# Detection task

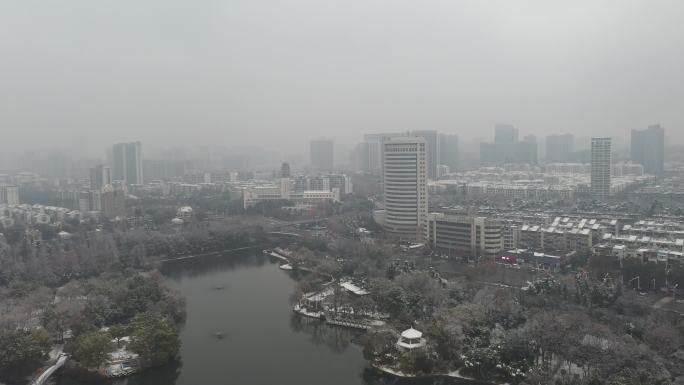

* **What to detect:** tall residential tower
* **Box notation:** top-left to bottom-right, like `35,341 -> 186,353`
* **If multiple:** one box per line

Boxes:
112,142 -> 143,185
591,137 -> 612,199
89,164 -> 112,190
382,137 -> 428,241
631,124 -> 665,176
439,133 -> 459,173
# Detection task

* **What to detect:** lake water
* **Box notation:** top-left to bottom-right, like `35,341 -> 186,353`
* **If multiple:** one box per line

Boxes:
57,251 -> 478,385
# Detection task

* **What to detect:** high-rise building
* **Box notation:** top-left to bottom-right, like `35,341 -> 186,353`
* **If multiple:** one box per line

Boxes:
479,142 -> 499,166
591,137 -> 612,199
310,139 -> 334,171
112,142 -> 143,185
382,137 -> 428,241
494,124 -> 518,144
545,134 -> 574,164
517,135 -> 538,165
412,130 -> 440,180
360,133 -> 402,174
350,142 -> 369,173
100,185 -> 127,218
280,162 -> 291,178
89,164 -> 112,190
78,190 -> 101,213
480,124 -> 523,165
0,185 -> 19,205
439,133 -> 459,173
631,124 -> 665,176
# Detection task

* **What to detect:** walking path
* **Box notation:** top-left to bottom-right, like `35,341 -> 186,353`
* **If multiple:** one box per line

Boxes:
32,353 -> 67,385
158,245 -> 265,262
653,296 -> 673,309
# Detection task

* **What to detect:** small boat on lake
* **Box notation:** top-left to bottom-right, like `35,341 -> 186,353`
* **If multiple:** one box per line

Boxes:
279,264 -> 293,270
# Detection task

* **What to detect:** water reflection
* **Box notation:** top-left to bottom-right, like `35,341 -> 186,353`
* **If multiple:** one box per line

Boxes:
289,313 -> 359,353
112,360 -> 182,385
159,250 -> 270,279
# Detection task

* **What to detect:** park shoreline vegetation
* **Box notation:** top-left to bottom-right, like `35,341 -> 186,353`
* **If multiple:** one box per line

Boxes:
0,216 -> 270,384
282,234 -> 684,385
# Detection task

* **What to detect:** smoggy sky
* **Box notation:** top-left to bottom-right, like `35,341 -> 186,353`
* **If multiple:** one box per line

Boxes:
1,0 -> 683,156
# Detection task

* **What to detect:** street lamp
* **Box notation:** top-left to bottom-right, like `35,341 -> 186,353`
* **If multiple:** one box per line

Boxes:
666,269 -> 671,289
628,276 -> 640,291
674,283 -> 679,302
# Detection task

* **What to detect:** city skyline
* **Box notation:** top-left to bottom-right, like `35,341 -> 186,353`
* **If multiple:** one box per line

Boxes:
3,2 -> 684,385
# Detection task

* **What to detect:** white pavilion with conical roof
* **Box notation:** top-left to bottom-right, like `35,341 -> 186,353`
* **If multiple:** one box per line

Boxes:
396,328 -> 426,350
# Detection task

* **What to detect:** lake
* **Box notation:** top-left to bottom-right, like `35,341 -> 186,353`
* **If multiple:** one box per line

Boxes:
57,251 -> 478,385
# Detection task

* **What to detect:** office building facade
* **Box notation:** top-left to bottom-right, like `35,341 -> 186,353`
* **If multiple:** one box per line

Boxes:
412,130 -> 440,180
382,137 -> 428,241
427,213 -> 504,257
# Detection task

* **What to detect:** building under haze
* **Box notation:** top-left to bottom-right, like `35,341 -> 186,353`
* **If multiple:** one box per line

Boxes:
412,130 -> 440,180
382,137 -> 428,241
545,134 -> 574,164
359,133 -> 403,174
631,124 -> 665,176
495,124 -> 519,144
0,185 -> 19,205
439,133 -> 459,173
89,164 -> 112,190
280,162 -> 291,178
100,185 -> 127,218
310,139 -> 334,172
112,142 -> 143,185
480,124 -> 538,166
353,131 -> 445,177
517,135 -> 538,165
591,137 -> 612,199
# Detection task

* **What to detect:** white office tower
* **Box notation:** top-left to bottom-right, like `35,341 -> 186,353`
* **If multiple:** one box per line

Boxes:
591,137 -> 612,199
382,137 -> 428,241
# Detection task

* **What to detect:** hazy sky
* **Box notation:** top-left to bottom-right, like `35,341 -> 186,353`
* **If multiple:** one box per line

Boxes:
1,0 -> 683,155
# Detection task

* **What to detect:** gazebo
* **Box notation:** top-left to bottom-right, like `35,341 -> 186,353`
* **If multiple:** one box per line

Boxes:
396,328 -> 427,350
